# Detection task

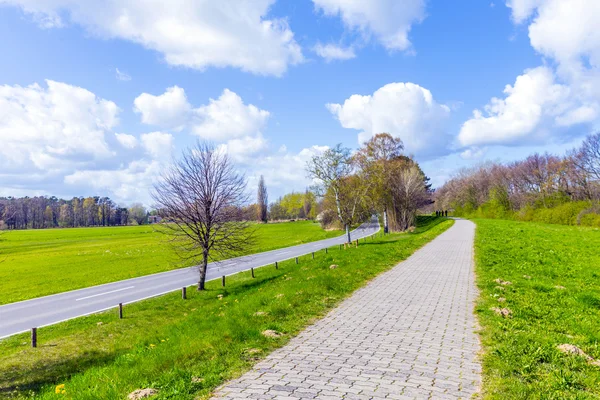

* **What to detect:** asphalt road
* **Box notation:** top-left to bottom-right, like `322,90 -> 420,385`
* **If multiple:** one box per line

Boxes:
0,219 -> 380,339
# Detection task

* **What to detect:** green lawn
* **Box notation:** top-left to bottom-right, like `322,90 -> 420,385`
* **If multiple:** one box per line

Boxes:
474,219 -> 600,399
0,221 -> 343,305
0,217 -> 452,400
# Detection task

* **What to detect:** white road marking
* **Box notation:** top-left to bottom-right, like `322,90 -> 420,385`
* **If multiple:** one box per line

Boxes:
75,286 -> 135,301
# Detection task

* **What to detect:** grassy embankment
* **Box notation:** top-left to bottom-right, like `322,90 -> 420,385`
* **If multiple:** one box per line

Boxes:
0,216 -> 452,399
474,218 -> 600,399
0,221 -> 343,305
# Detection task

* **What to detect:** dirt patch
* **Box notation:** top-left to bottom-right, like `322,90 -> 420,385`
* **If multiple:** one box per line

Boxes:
491,307 -> 513,318
262,330 -> 283,338
494,278 -> 512,286
128,388 -> 158,399
557,344 -> 600,366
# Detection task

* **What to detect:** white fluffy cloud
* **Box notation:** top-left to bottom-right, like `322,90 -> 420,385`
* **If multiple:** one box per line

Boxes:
64,159 -> 165,205
313,43 -> 356,62
459,1 -> 600,148
508,0 -> 600,83
140,131 -> 174,160
0,80 -> 118,172
313,0 -> 426,51
457,66 -> 599,146
115,133 -> 138,149
327,82 -> 451,155
134,86 -> 190,131
1,0 -> 303,76
192,89 -> 270,141
246,145 -> 329,194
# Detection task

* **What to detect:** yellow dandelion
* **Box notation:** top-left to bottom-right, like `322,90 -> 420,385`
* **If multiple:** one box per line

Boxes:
149,343 -> 156,349
55,384 -> 66,394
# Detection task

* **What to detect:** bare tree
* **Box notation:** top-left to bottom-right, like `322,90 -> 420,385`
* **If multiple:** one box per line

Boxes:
153,142 -> 254,290
257,175 -> 268,223
389,165 -> 429,230
306,144 -> 370,243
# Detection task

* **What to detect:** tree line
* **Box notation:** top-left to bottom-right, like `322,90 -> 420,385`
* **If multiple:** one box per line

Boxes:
435,132 -> 600,226
0,196 -> 150,230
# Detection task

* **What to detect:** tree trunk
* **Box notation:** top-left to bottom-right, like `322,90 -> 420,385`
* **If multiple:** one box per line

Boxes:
345,224 -> 351,243
198,250 -> 208,291
383,207 -> 388,234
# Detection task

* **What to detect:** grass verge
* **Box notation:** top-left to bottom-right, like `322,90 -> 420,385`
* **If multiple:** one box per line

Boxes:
0,221 -> 342,305
0,217 -> 452,399
474,218 -> 600,399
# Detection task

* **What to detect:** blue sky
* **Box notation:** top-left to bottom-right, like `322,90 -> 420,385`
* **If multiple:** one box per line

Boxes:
0,0 -> 598,205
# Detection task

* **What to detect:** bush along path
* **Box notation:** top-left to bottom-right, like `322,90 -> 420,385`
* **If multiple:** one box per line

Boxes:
0,217 -> 452,399
212,218 -> 482,399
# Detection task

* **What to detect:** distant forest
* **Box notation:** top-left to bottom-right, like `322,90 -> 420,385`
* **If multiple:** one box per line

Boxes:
0,196 -> 149,230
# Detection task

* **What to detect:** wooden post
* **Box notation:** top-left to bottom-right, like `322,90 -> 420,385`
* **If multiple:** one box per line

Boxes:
312,252 -> 315,259
118,303 -> 123,319
325,247 -> 328,254
275,261 -> 278,269
182,287 -> 187,300
251,268 -> 255,278
31,327 -> 37,348
222,275 -> 225,287
295,257 -> 298,264
339,244 -> 342,250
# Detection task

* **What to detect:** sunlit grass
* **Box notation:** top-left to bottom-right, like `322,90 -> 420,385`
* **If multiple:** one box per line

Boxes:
474,219 -> 600,399
0,221 -> 341,305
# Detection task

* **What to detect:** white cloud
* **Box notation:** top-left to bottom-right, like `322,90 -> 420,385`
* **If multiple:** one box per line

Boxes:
508,0 -> 600,83
134,86 -> 190,131
246,145 -> 329,195
313,43 -> 356,62
458,67 -> 598,147
140,131 -> 174,160
65,159 -> 164,206
326,82 -> 451,156
192,89 -> 270,141
313,0 -> 426,51
460,147 -> 486,160
217,134 -> 268,162
459,1 -> 600,148
2,0 -> 303,76
115,68 -> 131,81
115,133 -> 138,149
0,80 -> 118,172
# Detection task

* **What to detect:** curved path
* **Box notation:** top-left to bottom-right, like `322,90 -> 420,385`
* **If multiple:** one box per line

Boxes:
212,219 -> 481,400
0,220 -> 380,339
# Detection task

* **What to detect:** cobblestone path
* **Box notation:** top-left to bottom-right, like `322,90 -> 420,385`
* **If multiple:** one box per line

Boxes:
212,219 -> 481,399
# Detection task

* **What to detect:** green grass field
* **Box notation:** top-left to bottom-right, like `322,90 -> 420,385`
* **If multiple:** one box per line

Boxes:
0,221 -> 343,305
474,219 -> 600,399
0,217 -> 451,400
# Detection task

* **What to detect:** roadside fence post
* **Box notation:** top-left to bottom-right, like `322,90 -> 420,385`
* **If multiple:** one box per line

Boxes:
118,303 -> 123,319
312,252 -> 315,259
222,275 -> 226,287
275,261 -> 278,269
31,327 -> 37,348
251,268 -> 255,278
182,287 -> 187,300
295,257 -> 299,264
325,248 -> 328,254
